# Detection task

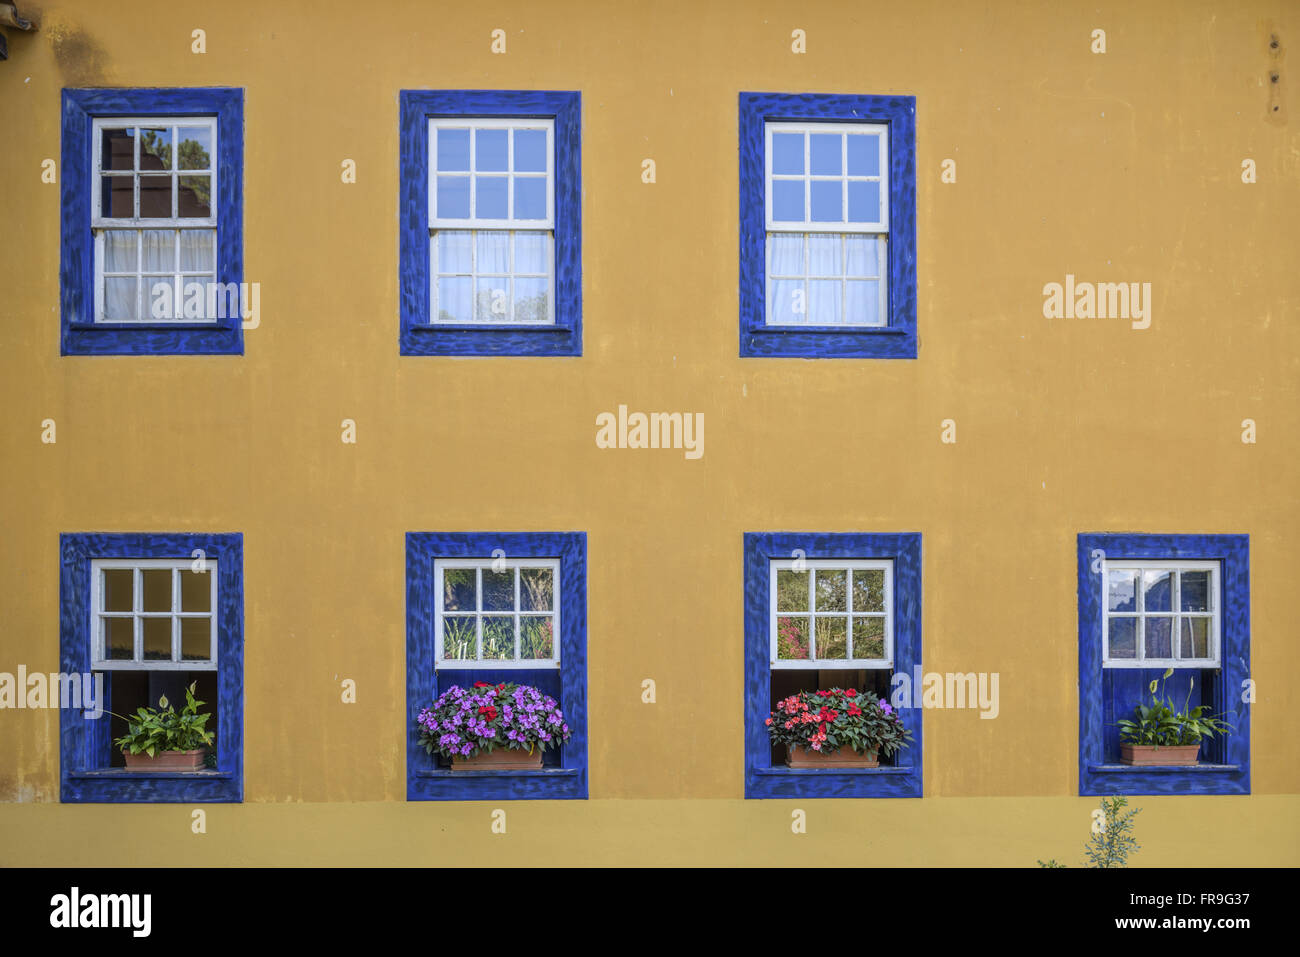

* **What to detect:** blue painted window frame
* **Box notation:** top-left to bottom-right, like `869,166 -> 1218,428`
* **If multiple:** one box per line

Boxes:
744,533 -> 923,799
60,88 -> 245,356
1077,534 -> 1250,796
738,93 -> 917,359
59,532 -> 244,803
406,532 -> 588,800
399,91 -> 582,357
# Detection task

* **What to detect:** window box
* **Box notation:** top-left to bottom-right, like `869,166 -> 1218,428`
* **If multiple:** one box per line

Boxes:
406,533 -> 587,800
123,748 -> 206,772
739,93 -> 917,358
399,91 -> 582,356
60,88 -> 245,356
1120,744 -> 1200,767
60,533 -> 243,803
1077,534 -> 1250,795
744,533 -> 923,799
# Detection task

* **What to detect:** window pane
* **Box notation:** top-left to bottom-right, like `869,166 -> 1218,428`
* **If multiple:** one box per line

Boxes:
808,280 -> 841,323
475,278 -> 509,321
101,175 -> 134,217
142,617 -> 172,660
103,231 -> 137,272
441,568 -> 476,611
848,180 -> 880,223
771,180 -> 804,222
475,176 -> 508,219
775,616 -> 810,659
852,569 -> 885,613
436,176 -> 470,219
845,235 -> 879,277
139,175 -> 173,218
139,128 -> 171,170
141,569 -> 172,612
178,175 -> 212,217
814,569 -> 847,611
436,128 -> 470,171
521,617 -> 553,659
475,128 -> 508,171
771,132 -> 804,174
817,617 -> 848,659
180,568 -> 211,612
514,277 -> 549,322
768,279 -> 802,324
852,616 -> 885,659
102,569 -> 133,611
809,133 -> 842,175
807,234 -> 841,277
179,230 -> 215,271
809,180 -> 842,222
513,129 -> 547,172
1180,617 -> 1210,659
181,617 -> 211,661
1107,570 -> 1137,612
846,281 -> 882,326
482,569 -> 514,611
435,277 -> 472,322
513,177 -> 547,220
767,233 -> 803,276
104,277 -> 138,319
105,617 -> 134,659
475,231 -> 509,273
442,616 -> 476,659
101,127 -> 135,170
1107,617 -> 1137,658
514,231 -> 548,274
436,231 -> 473,274
1142,570 -> 1173,613
482,616 -> 515,659
1180,571 -> 1210,612
1145,617 -> 1173,658
520,568 -> 553,611
176,127 -> 212,170
142,230 -> 175,272
847,133 -> 880,176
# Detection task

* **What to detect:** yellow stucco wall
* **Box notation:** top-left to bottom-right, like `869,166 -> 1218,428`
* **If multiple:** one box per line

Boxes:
0,0 -> 1297,865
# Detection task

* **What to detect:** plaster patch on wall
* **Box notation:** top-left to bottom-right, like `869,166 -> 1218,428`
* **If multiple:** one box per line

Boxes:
44,15 -> 111,84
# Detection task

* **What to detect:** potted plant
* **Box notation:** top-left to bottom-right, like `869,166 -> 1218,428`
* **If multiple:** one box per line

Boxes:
765,688 -> 913,768
416,681 -> 571,770
1116,668 -> 1231,766
112,682 -> 215,771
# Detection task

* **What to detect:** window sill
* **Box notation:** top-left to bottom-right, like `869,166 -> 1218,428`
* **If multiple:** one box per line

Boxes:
411,323 -> 574,334
67,321 -> 235,332
753,765 -> 914,776
746,763 -> 921,799
68,769 -> 233,780
1086,764 -> 1241,773
414,767 -> 579,779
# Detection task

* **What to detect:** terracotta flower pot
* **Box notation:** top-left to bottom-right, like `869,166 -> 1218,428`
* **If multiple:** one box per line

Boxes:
786,746 -> 879,769
452,747 -> 544,771
1119,744 -> 1200,766
122,748 -> 207,771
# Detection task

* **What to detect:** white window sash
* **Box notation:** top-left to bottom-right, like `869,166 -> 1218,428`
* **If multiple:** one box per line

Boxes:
768,558 -> 894,670
427,117 -> 555,230
1101,559 -> 1220,668
763,120 -> 889,233
434,558 -> 561,669
90,558 -> 218,671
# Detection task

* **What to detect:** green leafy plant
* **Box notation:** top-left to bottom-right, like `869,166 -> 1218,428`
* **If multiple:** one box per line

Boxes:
1037,795 -> 1142,868
112,682 -> 215,757
1116,667 -> 1231,747
765,688 -> 913,757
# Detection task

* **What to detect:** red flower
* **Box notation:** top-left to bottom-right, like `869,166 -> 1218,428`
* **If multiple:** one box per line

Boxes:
472,681 -> 492,688
818,722 -> 828,735
845,688 -> 858,697
764,717 -> 773,726
478,705 -> 499,721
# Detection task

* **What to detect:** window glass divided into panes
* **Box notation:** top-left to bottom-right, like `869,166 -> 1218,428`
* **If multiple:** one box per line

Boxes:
770,559 -> 892,668
764,121 -> 888,328
90,559 -> 218,669
435,559 -> 560,668
92,118 -> 218,323
428,118 -> 555,325
1102,561 -> 1219,666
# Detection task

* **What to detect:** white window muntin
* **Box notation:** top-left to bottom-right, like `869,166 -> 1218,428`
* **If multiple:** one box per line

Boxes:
763,121 -> 889,233
768,558 -> 893,670
1101,559 -> 1220,668
427,117 -> 554,229
434,558 -> 561,670
90,558 -> 218,671
91,116 -> 219,323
